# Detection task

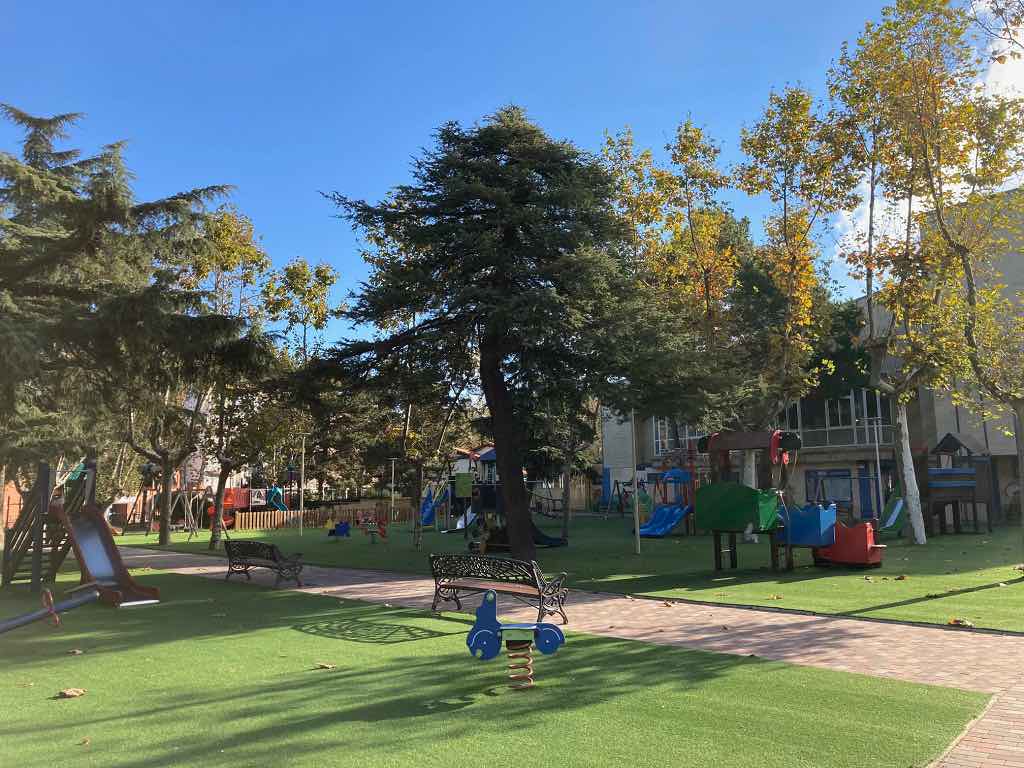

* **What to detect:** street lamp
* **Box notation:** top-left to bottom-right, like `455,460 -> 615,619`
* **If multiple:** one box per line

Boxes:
298,433 -> 310,537
388,458 -> 399,522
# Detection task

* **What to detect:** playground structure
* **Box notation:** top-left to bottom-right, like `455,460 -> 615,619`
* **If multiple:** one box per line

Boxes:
638,467 -> 694,538
917,433 -> 999,535
467,483 -> 567,553
695,430 -> 886,570
1,460 -> 160,608
465,589 -> 566,689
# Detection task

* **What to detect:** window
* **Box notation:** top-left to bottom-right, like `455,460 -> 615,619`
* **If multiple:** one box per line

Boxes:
653,417 -> 679,456
801,399 -> 826,429
805,469 -> 853,504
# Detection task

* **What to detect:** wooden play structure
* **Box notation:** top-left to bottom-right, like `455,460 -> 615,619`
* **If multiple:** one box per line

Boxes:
1,460 -> 160,606
916,433 -> 998,535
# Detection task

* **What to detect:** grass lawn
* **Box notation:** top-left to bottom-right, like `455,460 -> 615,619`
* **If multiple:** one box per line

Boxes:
0,570 -> 985,768
126,516 -> 1024,632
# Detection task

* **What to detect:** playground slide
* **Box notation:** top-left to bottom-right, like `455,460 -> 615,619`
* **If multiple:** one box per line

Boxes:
268,488 -> 287,512
455,508 -> 477,530
639,504 -> 692,538
420,487 -> 449,527
532,521 -> 567,548
876,497 -> 904,538
50,503 -> 161,607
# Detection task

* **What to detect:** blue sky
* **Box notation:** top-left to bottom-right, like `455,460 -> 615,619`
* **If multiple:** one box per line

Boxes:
4,1 -> 892,340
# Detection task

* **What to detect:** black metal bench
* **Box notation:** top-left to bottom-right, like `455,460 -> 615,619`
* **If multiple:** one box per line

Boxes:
429,553 -> 568,624
224,540 -> 304,587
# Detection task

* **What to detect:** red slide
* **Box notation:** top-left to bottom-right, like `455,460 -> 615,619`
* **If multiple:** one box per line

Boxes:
50,502 -> 161,607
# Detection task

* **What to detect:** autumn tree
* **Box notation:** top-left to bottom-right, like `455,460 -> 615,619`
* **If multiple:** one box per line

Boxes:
875,0 -> 1024,534
263,257 -> 339,363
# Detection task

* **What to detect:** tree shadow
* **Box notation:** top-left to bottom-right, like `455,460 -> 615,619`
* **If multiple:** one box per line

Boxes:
292,617 -> 461,644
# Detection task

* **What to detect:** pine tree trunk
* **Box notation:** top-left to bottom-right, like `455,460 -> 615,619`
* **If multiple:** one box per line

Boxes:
479,333 -> 535,560
209,462 -> 232,550
159,456 -> 173,546
895,402 -> 926,544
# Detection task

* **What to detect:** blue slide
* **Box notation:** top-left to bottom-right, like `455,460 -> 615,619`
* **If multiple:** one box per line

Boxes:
268,485 -> 287,511
639,504 -> 692,538
420,486 -> 449,527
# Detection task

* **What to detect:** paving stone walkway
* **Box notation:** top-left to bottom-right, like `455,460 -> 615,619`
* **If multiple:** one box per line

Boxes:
121,547 -> 1024,767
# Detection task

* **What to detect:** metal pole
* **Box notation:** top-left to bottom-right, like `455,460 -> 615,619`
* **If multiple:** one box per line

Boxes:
299,435 -> 306,537
630,409 -> 641,556
872,417 -> 884,517
389,458 -> 397,522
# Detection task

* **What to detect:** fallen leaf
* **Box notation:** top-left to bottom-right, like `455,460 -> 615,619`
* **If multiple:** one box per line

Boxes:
947,618 -> 974,628
863,576 -> 873,582
895,575 -> 907,581
314,663 -> 336,670
67,649 -> 84,656
721,625 -> 730,631
78,737 -> 91,747
767,594 -> 784,600
662,601 -> 673,608
625,595 -> 635,601
57,688 -> 86,699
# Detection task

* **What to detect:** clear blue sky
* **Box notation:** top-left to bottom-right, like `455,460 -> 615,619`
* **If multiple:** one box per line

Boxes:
4,1 -> 887,340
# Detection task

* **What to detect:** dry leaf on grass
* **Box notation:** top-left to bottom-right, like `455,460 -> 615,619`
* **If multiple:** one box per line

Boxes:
67,649 -> 84,656
895,575 -> 907,581
314,663 -> 336,670
78,737 -> 91,747
767,594 -> 784,600
57,688 -> 86,698
947,618 -> 975,628
662,601 -> 674,608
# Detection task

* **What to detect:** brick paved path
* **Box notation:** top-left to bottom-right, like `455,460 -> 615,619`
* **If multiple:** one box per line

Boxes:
121,547 -> 1024,767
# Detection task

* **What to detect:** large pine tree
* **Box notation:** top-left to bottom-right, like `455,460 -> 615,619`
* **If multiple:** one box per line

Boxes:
328,107 -> 637,559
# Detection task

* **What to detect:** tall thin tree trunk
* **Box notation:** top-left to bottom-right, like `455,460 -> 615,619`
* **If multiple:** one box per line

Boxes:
479,333 -> 534,560
159,456 -> 173,545
895,402 -> 926,544
209,461 -> 232,550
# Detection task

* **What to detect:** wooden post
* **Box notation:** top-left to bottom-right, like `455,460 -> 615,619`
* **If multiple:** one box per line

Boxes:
31,462 -> 52,594
713,531 -> 722,571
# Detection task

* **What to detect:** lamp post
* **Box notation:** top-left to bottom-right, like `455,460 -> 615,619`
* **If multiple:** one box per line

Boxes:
388,457 -> 399,522
863,417 -> 885,518
298,433 -> 309,537
630,408 -> 641,556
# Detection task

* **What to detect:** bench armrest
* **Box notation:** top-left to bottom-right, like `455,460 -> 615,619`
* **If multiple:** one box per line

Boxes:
541,571 -> 568,595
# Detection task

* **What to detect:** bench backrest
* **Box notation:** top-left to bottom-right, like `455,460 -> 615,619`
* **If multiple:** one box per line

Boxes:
225,539 -> 281,562
429,553 -> 543,587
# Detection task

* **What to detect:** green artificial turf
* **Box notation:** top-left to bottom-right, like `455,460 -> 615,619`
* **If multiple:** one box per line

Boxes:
0,571 -> 985,768
126,516 -> 1024,632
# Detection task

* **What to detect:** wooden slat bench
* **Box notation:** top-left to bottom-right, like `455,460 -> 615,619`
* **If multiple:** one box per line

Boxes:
429,553 -> 568,624
224,540 -> 304,588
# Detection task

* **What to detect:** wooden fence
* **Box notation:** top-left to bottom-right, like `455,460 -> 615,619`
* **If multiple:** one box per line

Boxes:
234,498 -> 414,531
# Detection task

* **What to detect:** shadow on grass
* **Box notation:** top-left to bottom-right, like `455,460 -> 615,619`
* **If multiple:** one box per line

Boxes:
841,576 -> 1024,618
292,617 -> 461,644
